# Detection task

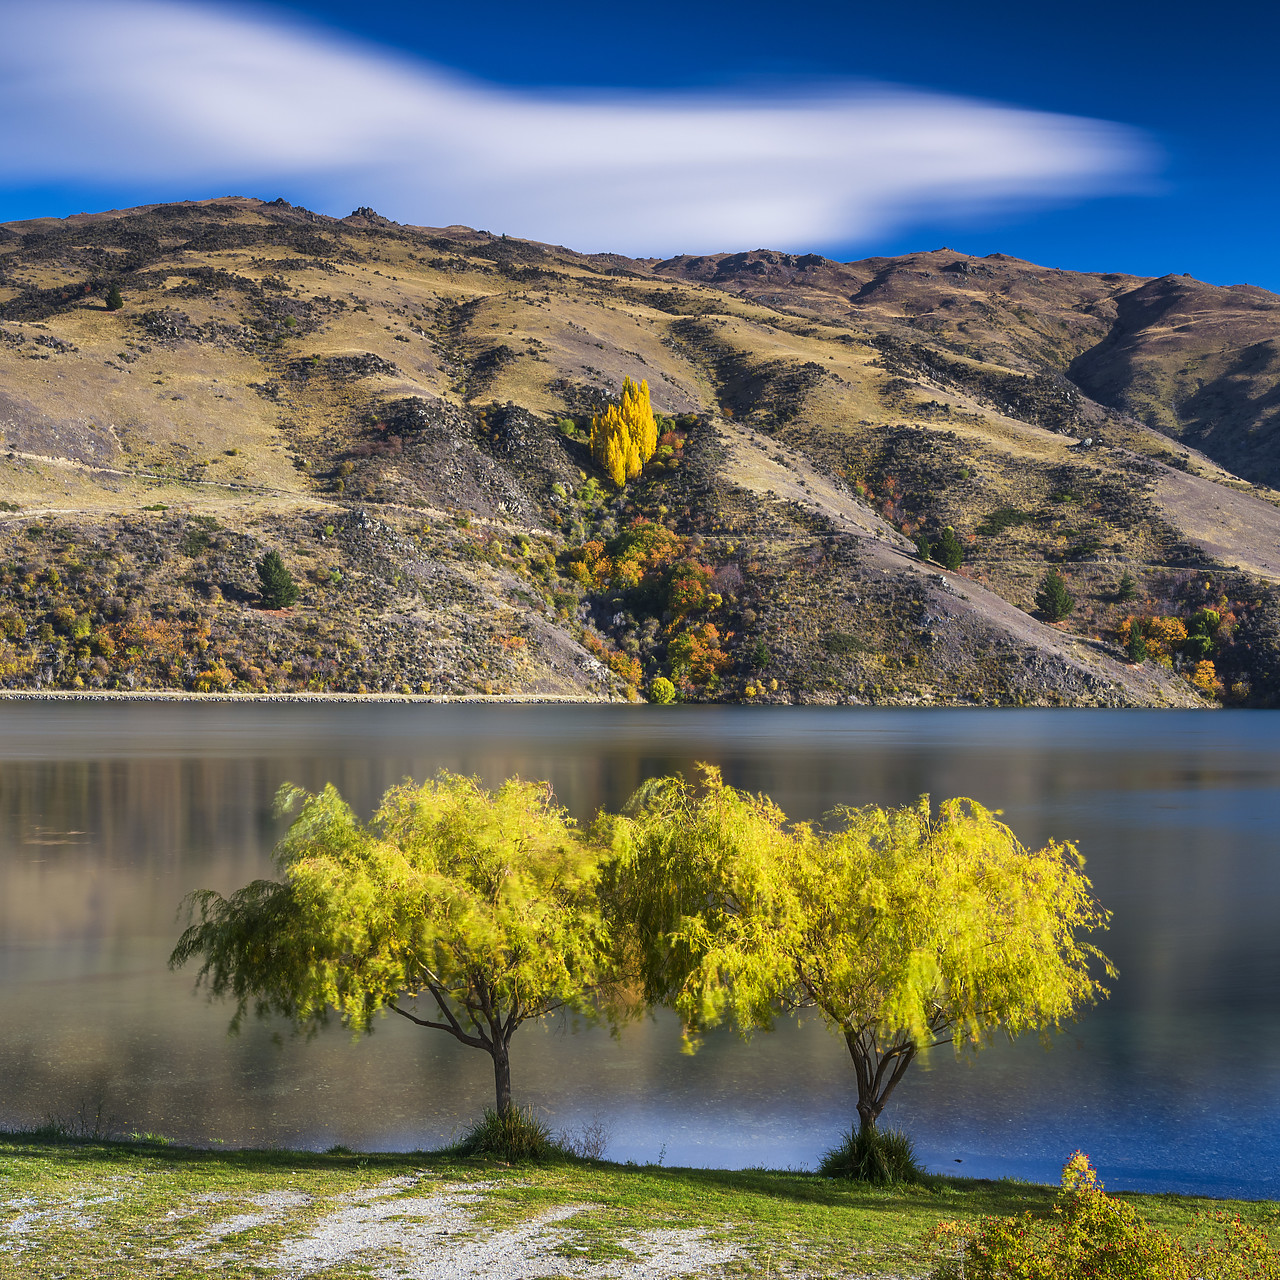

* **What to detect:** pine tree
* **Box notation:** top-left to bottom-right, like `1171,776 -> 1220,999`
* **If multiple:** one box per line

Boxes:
936,527 -> 964,572
257,550 -> 299,609
1126,620 -> 1147,664
1115,570 -> 1138,602
1036,569 -> 1075,622
915,532 -> 932,562
105,284 -> 124,311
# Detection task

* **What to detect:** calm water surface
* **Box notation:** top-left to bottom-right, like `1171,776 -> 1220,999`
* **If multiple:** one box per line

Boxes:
1,704 -> 1278,1198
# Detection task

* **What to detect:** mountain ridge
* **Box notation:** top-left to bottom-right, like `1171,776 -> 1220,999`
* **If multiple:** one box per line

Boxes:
0,196 -> 1277,705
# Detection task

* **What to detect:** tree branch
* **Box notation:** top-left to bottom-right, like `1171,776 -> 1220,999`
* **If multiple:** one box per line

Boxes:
423,981 -> 490,1049
390,1003 -> 489,1051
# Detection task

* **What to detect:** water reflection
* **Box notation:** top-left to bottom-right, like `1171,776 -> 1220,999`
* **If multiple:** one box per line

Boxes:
1,705 -> 1278,1197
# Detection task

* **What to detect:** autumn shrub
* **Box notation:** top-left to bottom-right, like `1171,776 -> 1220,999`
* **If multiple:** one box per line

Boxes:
0,642 -> 32,679
666,560 -> 715,617
649,676 -> 676,704
192,664 -> 234,693
927,1152 -> 1280,1280
606,519 -> 682,588
1191,659 -> 1223,697
819,1125 -> 924,1184
1145,616 -> 1188,662
583,630 -> 642,686
562,541 -> 602,585
667,623 -> 730,689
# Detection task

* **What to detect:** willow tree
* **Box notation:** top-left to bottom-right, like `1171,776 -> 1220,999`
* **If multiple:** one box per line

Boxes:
171,773 -> 616,1116
607,768 -> 1113,1136
590,377 -> 657,487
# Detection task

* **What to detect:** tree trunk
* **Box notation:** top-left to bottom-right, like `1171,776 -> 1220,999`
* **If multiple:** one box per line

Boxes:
846,1031 -> 916,1136
491,1041 -> 512,1117
856,1097 -> 881,1137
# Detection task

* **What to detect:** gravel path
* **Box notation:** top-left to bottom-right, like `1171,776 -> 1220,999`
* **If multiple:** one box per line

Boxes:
168,1175 -> 743,1278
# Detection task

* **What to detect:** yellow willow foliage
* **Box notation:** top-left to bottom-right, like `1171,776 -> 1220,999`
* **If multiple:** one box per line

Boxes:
591,377 -> 657,487
171,774 -> 620,1115
605,767 -> 1112,1131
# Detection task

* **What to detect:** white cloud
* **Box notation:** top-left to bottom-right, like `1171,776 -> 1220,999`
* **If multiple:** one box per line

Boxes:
0,0 -> 1154,254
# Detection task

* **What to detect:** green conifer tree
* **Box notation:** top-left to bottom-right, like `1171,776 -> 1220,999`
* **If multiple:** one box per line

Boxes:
936,527 -> 963,572
105,284 -> 124,311
1126,620 -> 1148,664
257,550 -> 299,609
1036,569 -> 1075,622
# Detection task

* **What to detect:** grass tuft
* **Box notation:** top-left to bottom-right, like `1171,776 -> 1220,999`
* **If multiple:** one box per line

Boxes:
450,1106 -> 565,1163
818,1125 -> 926,1185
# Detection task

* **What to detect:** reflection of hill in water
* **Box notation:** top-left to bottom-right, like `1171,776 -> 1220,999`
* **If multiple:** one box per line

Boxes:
1,703 -> 1279,1194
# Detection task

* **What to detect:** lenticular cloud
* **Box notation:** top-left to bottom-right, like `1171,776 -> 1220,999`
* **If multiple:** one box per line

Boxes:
0,0 -> 1152,253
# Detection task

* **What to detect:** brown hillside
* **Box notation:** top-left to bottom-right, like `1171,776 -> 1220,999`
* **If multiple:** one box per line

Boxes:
1069,274 -> 1280,483
0,197 -> 1276,705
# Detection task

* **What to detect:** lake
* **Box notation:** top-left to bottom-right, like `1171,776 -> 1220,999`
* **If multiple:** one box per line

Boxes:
1,703 -> 1278,1198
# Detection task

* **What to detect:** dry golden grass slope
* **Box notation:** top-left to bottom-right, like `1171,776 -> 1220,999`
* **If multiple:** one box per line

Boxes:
0,196 -> 1277,705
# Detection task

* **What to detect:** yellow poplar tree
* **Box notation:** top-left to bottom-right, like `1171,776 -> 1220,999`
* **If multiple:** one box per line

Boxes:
599,410 -> 627,488
591,377 -> 657,487
622,377 -> 658,461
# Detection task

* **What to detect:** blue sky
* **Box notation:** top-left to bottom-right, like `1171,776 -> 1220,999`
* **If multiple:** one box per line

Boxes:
1,0 -> 1276,288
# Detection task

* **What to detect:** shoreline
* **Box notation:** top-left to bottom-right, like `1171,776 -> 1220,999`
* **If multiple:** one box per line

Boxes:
0,689 -> 619,704
0,690 -> 1219,708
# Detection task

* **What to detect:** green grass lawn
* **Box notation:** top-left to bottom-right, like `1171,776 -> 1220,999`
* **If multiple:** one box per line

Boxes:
2,1135 -> 1278,1279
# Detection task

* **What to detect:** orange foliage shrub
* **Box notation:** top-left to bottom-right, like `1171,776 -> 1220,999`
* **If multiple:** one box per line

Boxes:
583,630 -> 642,687
1191,659 -> 1223,697
1145,616 -> 1188,660
668,622 -> 730,689
666,560 -> 715,617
